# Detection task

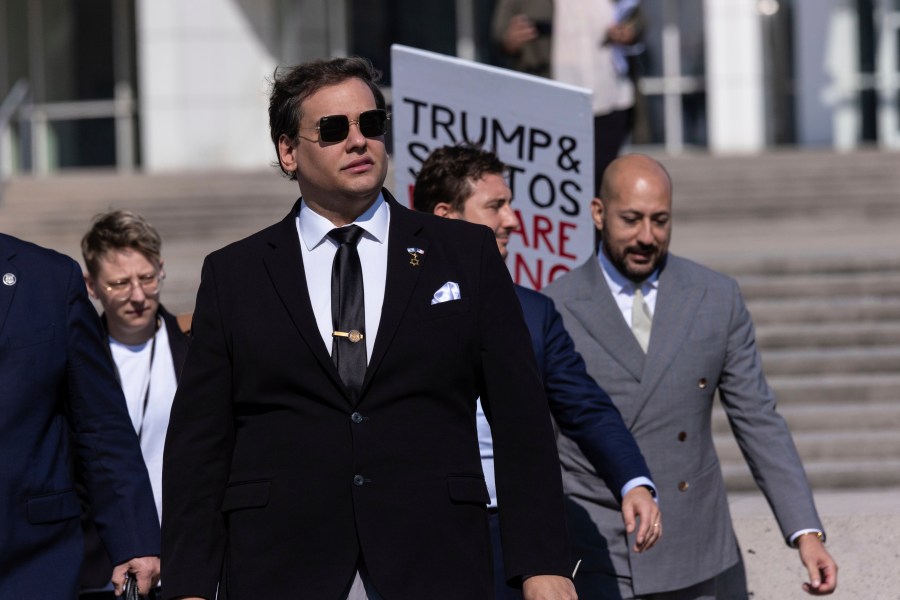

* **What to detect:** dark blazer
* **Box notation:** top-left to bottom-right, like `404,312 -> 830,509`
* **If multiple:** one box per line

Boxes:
514,285 -> 650,499
162,192 -> 571,600
545,254 -> 823,596
80,304 -> 190,591
0,234 -> 160,600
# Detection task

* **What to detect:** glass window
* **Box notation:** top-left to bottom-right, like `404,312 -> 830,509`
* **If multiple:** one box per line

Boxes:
349,0 -> 457,85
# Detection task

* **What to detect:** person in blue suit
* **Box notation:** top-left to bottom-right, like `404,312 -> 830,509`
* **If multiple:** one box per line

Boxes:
413,144 -> 661,599
0,233 -> 161,599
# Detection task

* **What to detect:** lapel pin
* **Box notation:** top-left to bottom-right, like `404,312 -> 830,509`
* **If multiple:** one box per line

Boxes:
406,247 -> 425,266
2,273 -> 16,286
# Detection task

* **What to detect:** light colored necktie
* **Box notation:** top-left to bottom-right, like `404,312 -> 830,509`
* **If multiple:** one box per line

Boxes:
631,285 -> 652,353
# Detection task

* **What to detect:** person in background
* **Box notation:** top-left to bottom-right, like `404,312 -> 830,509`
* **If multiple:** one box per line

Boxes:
80,210 -> 190,599
544,153 -> 838,599
493,0 -> 645,199
413,143 -> 661,599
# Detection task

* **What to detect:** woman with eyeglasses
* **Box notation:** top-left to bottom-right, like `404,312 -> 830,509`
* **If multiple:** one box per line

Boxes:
79,210 -> 190,600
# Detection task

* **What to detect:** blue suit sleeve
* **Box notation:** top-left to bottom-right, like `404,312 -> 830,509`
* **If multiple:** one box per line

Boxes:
535,292 -> 652,499
63,258 -> 160,565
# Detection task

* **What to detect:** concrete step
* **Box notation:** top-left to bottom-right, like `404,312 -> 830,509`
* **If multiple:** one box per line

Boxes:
756,321 -> 900,349
736,271 -> 900,301
0,170 -> 296,246
713,402 -> 900,434
760,346 -> 900,377
746,296 -> 900,326
721,458 -> 900,491
665,151 -> 900,213
714,430 -> 900,463
709,252 -> 900,278
4,151 -> 900,491
768,373 -> 900,404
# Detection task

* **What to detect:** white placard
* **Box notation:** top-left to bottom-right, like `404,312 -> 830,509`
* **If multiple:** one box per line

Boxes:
391,45 -> 595,291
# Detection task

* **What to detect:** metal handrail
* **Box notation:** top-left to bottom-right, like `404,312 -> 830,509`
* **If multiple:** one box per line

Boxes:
0,79 -> 31,201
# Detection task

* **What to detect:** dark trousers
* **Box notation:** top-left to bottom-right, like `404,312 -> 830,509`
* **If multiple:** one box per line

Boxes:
593,107 -> 634,196
488,510 -> 523,600
594,107 -> 635,248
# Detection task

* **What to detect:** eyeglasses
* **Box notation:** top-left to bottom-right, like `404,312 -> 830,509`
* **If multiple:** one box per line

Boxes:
300,109 -> 390,143
103,271 -> 165,299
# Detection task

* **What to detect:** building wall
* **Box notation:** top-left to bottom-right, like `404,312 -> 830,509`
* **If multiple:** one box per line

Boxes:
704,0 -> 765,153
136,0 -> 280,171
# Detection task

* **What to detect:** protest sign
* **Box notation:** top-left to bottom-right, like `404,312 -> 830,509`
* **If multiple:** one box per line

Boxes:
391,45 -> 594,290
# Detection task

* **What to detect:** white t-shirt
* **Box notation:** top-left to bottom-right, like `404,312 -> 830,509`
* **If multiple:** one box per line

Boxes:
109,323 -> 178,523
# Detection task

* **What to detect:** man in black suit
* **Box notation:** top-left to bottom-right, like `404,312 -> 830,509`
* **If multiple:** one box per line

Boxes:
161,57 -> 577,600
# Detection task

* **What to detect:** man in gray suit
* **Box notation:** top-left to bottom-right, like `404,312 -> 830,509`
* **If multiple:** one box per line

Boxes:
544,154 -> 837,599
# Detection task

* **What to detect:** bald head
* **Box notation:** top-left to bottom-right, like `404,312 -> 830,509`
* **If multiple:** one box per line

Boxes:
593,154 -> 673,282
600,154 -> 673,206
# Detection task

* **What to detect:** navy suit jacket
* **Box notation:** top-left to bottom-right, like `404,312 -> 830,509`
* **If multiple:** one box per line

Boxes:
514,286 -> 650,499
0,234 -> 160,599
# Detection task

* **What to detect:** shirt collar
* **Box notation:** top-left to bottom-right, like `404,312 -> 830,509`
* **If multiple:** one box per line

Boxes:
298,192 -> 389,251
597,246 -> 660,295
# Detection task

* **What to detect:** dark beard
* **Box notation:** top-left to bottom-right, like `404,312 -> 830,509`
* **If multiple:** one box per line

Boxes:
601,238 -> 662,284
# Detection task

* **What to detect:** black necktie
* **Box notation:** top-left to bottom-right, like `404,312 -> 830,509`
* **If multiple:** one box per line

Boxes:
328,225 -> 366,398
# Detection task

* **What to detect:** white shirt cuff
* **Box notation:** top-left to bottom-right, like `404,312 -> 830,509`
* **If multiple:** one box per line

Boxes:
621,477 -> 657,502
789,528 -> 825,546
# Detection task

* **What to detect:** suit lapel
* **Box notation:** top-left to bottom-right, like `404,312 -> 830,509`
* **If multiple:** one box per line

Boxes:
360,192 -> 427,394
260,205 -> 345,394
564,258 -> 645,382
629,258 -> 706,422
0,238 -> 18,340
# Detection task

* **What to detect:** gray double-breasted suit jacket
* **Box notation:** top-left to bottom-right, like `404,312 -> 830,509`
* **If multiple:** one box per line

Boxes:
544,253 -> 823,596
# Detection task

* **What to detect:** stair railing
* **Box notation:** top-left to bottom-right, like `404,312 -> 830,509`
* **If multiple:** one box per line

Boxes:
0,79 -> 31,203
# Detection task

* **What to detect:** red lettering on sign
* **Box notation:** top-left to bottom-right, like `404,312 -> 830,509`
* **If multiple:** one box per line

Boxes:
534,215 -> 554,253
513,254 -> 572,291
559,221 -> 577,259
511,210 -> 580,261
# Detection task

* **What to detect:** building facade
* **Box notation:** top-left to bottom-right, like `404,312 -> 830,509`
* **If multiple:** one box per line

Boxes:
1,0 -> 898,177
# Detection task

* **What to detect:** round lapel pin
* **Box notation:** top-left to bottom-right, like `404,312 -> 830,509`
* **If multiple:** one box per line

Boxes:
2,273 -> 16,286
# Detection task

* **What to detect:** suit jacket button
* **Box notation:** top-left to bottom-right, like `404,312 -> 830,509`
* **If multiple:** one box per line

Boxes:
678,431 -> 687,442
353,475 -> 365,486
678,481 -> 690,492
351,412 -> 364,424
697,378 -> 708,389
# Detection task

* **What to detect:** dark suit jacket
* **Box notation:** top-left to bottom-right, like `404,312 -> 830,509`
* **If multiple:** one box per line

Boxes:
80,304 -> 190,591
514,285 -> 650,499
0,234 -> 160,600
162,192 -> 571,600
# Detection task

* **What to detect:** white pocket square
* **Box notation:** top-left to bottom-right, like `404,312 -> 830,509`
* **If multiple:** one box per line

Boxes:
431,281 -> 461,305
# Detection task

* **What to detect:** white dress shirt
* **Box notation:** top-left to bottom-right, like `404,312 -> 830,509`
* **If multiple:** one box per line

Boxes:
598,248 -> 660,325
295,194 -> 390,361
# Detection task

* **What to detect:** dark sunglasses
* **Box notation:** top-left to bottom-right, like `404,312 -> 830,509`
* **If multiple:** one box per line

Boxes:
303,109 -> 390,143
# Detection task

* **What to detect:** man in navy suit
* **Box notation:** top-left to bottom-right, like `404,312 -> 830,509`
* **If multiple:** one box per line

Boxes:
0,233 -> 161,599
162,57 -> 576,600
413,144 -> 660,599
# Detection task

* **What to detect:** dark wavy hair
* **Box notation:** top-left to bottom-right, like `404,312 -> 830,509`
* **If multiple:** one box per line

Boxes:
268,56 -> 386,180
81,210 -> 162,276
413,144 -> 507,214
